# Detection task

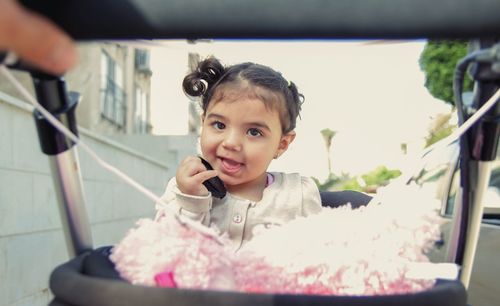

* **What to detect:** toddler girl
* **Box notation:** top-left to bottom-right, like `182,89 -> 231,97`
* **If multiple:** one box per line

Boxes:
112,60 -> 445,291
155,57 -> 322,251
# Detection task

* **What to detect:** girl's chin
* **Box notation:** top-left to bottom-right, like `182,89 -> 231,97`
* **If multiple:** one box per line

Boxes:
219,173 -> 267,189
218,174 -> 240,185
218,173 -> 252,189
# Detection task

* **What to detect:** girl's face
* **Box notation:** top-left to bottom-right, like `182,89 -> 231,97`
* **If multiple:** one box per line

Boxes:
200,96 -> 295,192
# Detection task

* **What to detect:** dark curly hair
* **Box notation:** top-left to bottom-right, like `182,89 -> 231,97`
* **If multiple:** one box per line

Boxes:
182,57 -> 304,133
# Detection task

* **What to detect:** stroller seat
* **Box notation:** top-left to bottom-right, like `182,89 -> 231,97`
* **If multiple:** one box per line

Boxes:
49,191 -> 467,306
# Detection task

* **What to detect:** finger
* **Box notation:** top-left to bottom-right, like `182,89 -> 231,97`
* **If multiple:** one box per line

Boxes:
192,170 -> 219,184
181,161 -> 208,177
0,0 -> 76,74
181,155 -> 198,163
180,155 -> 203,167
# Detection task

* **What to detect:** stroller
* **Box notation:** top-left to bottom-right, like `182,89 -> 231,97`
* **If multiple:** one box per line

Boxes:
3,1 -> 500,305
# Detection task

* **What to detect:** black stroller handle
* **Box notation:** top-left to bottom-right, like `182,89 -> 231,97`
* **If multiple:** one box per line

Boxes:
18,0 -> 500,40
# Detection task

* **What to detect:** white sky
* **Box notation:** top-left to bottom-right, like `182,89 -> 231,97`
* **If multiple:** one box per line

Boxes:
150,40 -> 452,181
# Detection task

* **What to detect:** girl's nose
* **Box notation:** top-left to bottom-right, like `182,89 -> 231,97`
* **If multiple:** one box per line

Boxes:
222,131 -> 242,151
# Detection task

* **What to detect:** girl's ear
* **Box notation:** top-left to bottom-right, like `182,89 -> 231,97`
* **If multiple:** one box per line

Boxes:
275,131 -> 296,158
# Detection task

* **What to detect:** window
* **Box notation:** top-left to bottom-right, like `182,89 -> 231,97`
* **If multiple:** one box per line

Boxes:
443,142 -> 500,221
135,49 -> 152,75
134,86 -> 149,133
100,51 -> 126,127
414,141 -> 459,208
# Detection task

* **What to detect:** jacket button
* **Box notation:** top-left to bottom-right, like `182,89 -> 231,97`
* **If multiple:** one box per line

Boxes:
233,214 -> 243,223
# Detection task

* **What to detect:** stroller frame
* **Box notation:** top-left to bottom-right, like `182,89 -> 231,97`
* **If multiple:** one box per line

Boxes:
2,1 -> 500,305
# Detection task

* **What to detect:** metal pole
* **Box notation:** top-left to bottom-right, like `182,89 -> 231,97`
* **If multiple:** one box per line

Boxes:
49,148 -> 93,257
460,161 -> 492,287
31,73 -> 94,257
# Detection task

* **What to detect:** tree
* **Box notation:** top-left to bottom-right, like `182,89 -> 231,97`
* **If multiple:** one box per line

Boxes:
425,113 -> 455,147
339,166 -> 401,193
320,128 -> 337,177
419,40 -> 474,106
311,128 -> 340,191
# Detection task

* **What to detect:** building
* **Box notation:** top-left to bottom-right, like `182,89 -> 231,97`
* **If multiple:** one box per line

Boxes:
0,42 -> 197,306
66,42 -> 153,134
0,42 -> 154,136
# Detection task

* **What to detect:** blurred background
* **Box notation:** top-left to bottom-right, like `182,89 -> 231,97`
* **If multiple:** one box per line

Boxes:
148,39 -> 462,192
0,39 -> 472,305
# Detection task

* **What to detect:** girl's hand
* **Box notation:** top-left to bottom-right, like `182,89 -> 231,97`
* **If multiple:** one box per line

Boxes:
176,156 -> 219,196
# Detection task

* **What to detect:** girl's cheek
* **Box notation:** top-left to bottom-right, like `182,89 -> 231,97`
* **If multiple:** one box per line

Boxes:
200,135 -> 216,155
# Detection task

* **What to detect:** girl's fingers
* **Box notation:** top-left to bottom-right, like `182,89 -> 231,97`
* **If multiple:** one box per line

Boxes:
177,156 -> 218,195
193,170 -> 219,184
180,156 -> 211,175
176,169 -> 218,196
182,161 -> 208,177
180,155 -> 199,165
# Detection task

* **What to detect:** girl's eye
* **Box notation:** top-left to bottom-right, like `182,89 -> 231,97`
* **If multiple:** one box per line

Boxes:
212,121 -> 225,130
247,128 -> 263,137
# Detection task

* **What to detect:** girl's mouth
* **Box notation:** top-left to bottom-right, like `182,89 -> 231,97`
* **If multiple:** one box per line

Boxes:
220,158 -> 243,174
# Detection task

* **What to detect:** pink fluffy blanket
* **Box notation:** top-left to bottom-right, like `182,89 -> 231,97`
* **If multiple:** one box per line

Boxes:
110,183 -> 452,296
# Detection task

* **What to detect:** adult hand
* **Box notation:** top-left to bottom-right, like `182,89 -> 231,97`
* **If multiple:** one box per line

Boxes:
176,156 -> 218,197
0,0 -> 76,74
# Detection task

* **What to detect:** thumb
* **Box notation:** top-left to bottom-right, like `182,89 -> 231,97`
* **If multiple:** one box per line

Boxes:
0,0 -> 76,74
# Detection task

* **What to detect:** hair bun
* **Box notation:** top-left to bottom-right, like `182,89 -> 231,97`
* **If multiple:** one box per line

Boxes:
183,57 -> 225,97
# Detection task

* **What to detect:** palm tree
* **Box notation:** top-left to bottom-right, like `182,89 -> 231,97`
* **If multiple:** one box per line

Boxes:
320,128 -> 337,178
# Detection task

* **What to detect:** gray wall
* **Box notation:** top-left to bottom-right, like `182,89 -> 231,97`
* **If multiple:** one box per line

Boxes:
0,92 -> 195,306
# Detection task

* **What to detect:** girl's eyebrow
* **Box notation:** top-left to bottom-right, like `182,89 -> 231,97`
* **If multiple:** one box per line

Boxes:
206,113 -> 271,131
248,121 -> 271,132
206,113 -> 225,120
